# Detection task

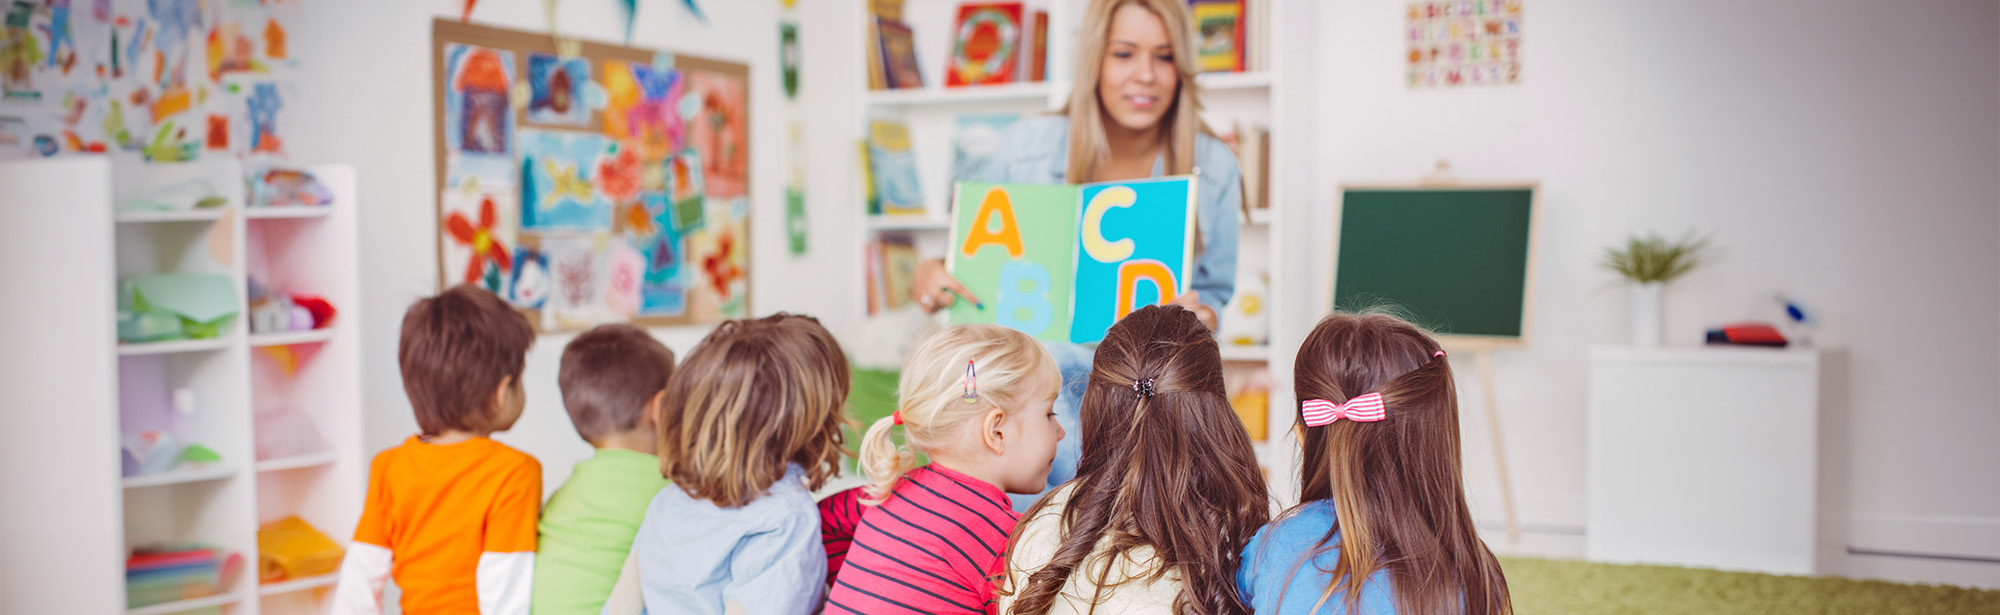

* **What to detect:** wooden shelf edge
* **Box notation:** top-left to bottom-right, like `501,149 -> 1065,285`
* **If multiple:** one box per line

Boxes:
255,452 -> 337,473
126,591 -> 244,615
122,465 -> 239,489
247,328 -> 335,347
117,338 -> 234,355
258,573 -> 339,596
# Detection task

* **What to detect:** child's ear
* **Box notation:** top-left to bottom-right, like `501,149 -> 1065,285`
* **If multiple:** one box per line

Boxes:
644,390 -> 666,426
492,375 -> 516,409
980,407 -> 1009,456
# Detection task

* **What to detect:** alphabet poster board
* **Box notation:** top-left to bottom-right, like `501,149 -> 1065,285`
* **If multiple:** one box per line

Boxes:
947,177 -> 1196,344
431,19 -> 751,331
1330,184 -> 1539,344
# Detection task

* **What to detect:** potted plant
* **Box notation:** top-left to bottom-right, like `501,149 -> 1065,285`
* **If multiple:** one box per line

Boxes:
1602,232 -> 1714,347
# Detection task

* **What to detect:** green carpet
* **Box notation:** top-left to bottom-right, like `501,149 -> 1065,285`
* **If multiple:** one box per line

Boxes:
1501,557 -> 2000,615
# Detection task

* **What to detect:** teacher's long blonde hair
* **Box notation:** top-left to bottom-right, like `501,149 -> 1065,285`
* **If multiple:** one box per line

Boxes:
1063,0 -> 1210,184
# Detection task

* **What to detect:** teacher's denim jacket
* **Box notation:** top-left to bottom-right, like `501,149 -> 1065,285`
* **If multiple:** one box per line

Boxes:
983,115 -> 1242,314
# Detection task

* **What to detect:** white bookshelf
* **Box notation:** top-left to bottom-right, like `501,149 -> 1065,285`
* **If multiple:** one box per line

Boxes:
0,157 -> 364,614
847,0 -> 1316,502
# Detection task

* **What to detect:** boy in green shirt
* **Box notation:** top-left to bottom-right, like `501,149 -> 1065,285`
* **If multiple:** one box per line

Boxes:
532,324 -> 675,615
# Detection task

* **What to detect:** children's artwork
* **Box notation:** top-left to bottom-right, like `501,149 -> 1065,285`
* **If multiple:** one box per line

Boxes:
948,177 -> 1197,344
440,188 -> 519,295
779,21 -> 799,99
526,52 -> 590,126
518,129 -> 615,231
433,19 -> 751,330
1407,0 -> 1522,88
599,59 -> 682,162
946,3 -> 1021,87
444,42 -> 515,186
683,67 -> 748,199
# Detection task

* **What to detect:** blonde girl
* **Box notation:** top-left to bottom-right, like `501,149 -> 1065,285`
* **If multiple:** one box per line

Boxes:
822,324 -> 1064,615
626,313 -> 851,615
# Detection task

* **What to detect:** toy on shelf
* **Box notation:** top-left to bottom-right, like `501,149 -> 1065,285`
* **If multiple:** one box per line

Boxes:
257,516 -> 345,583
118,274 -> 239,342
1225,366 -> 1271,441
118,179 -> 228,213
248,168 -> 334,208
121,387 -> 226,477
1217,271 -> 1270,348
125,544 -> 242,609
247,278 -> 338,335
254,408 -> 328,461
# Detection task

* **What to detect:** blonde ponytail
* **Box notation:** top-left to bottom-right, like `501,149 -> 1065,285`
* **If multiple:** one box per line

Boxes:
859,413 -> 918,502
862,324 -> 1055,503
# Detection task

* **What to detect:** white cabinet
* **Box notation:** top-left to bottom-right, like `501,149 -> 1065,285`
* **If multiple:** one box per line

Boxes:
1586,345 -> 1822,575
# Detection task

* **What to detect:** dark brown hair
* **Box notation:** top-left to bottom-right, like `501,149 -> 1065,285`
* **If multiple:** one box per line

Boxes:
1003,304 -> 1268,615
1285,312 -> 1510,615
398,284 -> 535,436
658,313 -> 850,508
559,324 -> 676,444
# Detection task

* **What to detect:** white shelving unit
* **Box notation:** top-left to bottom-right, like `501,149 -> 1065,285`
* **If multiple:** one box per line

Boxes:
1,157 -> 364,615
847,0 -> 1316,502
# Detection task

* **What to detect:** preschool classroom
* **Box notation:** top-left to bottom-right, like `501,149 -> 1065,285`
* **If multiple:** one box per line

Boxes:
2,0 -> 1998,613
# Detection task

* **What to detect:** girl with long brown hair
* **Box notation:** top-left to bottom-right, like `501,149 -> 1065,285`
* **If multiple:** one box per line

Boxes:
1237,312 -> 1511,615
998,305 -> 1268,614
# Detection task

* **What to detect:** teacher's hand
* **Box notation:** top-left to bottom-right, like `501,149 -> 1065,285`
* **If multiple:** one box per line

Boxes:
1171,292 -> 1219,331
912,258 -> 982,314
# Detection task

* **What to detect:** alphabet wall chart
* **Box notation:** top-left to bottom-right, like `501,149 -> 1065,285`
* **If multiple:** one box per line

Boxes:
946,177 -> 1196,344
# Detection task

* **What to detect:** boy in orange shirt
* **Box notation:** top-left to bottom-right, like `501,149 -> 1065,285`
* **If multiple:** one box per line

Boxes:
331,285 -> 541,615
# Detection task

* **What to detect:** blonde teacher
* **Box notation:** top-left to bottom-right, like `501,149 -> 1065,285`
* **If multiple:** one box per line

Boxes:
910,0 -> 1243,510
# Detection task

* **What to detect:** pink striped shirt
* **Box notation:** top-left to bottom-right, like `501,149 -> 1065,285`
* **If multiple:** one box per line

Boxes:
824,465 -> 1018,615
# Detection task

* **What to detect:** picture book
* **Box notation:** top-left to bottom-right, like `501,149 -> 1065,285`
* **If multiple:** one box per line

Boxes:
949,114 -> 1019,201
1191,0 -> 1244,73
876,18 -> 925,89
948,176 -> 1198,344
868,119 -> 925,215
878,233 -> 921,311
947,3 -> 1023,87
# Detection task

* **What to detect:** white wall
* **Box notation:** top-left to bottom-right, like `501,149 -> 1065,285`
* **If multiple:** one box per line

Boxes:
294,0 -> 863,499
1311,0 -> 1998,586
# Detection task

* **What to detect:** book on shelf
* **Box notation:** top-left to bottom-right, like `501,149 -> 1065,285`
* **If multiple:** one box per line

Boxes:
1234,121 -> 1269,212
947,3 -> 1024,87
1191,0 -> 1244,73
878,234 -> 920,312
867,119 -> 925,215
869,0 -> 904,21
1246,0 -> 1267,71
948,113 -> 1019,206
876,17 -> 924,90
866,20 -> 887,90
858,140 -> 879,215
1027,9 -> 1049,82
948,176 -> 1198,344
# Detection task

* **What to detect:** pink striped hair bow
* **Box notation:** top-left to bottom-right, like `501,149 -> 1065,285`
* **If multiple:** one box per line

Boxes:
1301,393 -> 1388,426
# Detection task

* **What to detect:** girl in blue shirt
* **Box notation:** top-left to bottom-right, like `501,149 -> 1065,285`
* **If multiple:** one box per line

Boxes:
1237,312 -> 1513,615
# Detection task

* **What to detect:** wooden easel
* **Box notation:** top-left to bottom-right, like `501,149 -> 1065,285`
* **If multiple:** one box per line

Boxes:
1424,160 -> 1525,544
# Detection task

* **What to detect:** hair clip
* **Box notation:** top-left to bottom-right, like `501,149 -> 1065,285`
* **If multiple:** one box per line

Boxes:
1133,378 -> 1156,399
962,360 -> 978,404
1302,393 -> 1388,426
892,410 -> 904,426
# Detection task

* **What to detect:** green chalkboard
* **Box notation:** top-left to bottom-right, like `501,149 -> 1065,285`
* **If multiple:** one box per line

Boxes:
1333,186 -> 1537,340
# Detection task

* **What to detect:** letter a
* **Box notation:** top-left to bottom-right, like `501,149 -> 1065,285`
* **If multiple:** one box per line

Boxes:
1115,259 -> 1178,321
960,187 -> 1025,259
